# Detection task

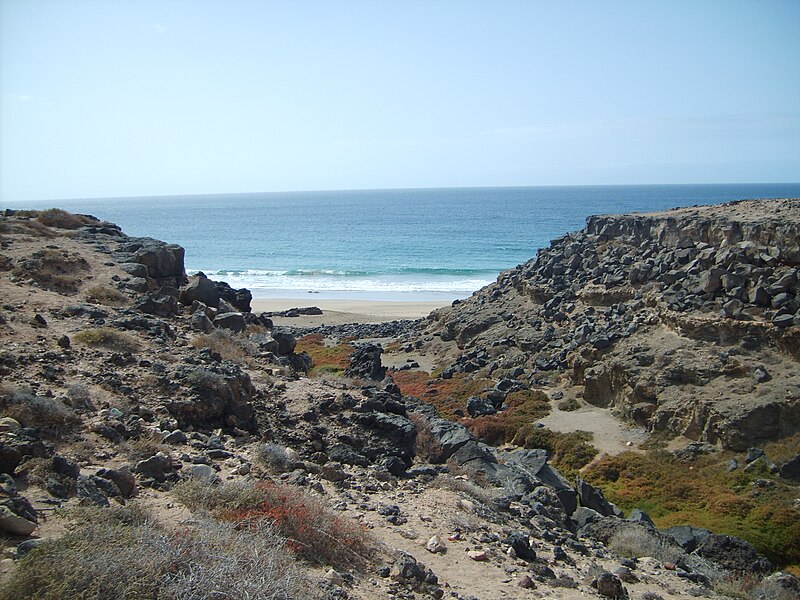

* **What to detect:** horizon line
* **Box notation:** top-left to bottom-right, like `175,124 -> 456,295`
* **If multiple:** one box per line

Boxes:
5,181 -> 800,205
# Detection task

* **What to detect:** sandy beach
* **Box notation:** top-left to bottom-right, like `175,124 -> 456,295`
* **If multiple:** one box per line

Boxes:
250,298 -> 451,326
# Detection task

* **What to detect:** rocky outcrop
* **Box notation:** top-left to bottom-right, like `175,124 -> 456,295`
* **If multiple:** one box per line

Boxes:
420,199 -> 800,449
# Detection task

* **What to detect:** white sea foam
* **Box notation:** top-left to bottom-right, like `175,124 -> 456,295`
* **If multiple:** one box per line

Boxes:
188,266 -> 495,297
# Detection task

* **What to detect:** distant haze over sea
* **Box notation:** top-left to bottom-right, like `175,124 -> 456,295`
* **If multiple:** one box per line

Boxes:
9,184 -> 800,301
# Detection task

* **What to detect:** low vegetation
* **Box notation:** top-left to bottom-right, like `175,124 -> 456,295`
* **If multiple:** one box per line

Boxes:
12,248 -> 89,294
73,327 -> 141,352
585,438 -> 800,569
391,369 -> 493,419
190,329 -> 257,364
173,479 -> 379,571
397,372 -> 597,472
0,504 -> 307,600
35,208 -> 92,230
85,284 -> 127,305
254,442 -> 295,473
0,386 -> 80,435
295,333 -> 352,375
463,388 -> 551,445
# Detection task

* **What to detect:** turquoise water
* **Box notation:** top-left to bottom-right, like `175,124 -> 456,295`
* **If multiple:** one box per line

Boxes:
8,184 -> 800,300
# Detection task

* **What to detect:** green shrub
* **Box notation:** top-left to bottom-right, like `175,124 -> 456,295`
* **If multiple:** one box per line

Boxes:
73,327 -> 140,352
584,446 -> 800,569
185,367 -> 226,392
295,334 -> 350,375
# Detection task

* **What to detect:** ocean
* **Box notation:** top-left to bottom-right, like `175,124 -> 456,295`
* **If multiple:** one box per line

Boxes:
8,184 -> 800,301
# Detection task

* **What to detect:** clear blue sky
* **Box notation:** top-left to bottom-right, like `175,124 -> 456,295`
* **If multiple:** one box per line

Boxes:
2,0 -> 799,202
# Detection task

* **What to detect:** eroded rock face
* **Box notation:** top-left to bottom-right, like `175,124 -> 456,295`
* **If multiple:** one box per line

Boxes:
418,199 -> 800,449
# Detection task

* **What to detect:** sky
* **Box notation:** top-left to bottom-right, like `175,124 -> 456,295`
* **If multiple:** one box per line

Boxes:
1,0 -> 799,202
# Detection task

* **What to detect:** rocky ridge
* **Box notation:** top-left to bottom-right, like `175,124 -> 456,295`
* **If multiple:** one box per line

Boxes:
416,199 -> 800,450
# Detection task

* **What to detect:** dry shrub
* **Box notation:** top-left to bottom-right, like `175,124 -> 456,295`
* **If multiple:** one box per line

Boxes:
191,329 -> 255,364
557,397 -> 580,411
66,383 -> 94,411
0,386 -> 80,435
391,369 -> 432,398
464,388 -> 551,446
122,430 -> 167,461
172,478 -> 267,512
73,326 -> 140,352
430,474 -> 498,506
36,208 -> 91,230
174,479 -> 379,572
0,505 -> 308,600
85,284 -> 127,306
408,412 -> 444,462
254,442 -> 293,473
12,248 -> 89,293
18,219 -> 56,238
608,527 -> 683,563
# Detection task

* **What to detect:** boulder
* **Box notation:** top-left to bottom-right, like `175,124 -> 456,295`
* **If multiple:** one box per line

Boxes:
215,281 -> 253,313
134,452 -> 174,483
190,311 -> 214,333
135,288 -> 179,317
779,454 -> 800,479
95,467 -> 137,498
214,312 -> 246,333
695,534 -> 773,575
132,240 -> 186,284
662,525 -> 711,553
76,475 -> 110,506
576,477 -> 623,517
180,275 -> 220,308
0,505 -> 36,536
593,572 -> 626,599
423,418 -> 472,463
272,330 -> 297,356
467,396 -> 496,417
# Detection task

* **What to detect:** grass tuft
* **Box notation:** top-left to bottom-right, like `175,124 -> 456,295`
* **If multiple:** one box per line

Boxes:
85,284 -> 127,306
73,327 -> 140,352
191,329 -> 256,364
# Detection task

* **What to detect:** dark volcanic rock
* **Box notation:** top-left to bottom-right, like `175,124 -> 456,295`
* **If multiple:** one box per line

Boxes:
346,344 -> 387,381
180,275 -> 220,308
696,534 -> 773,575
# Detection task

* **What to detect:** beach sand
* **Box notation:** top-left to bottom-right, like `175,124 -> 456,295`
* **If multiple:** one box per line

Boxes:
250,298 -> 451,327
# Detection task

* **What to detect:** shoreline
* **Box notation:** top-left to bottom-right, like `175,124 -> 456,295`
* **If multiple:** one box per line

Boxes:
250,298 -> 451,326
